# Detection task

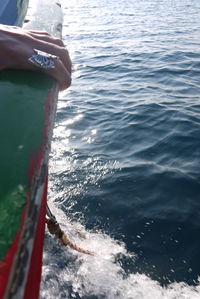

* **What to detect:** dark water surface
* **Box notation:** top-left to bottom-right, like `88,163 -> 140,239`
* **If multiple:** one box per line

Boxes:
41,0 -> 200,298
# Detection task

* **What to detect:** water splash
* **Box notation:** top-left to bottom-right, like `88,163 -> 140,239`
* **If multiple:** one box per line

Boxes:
41,208 -> 200,299
41,0 -> 200,297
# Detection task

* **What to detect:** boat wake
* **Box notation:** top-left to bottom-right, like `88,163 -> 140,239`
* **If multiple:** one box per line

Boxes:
41,207 -> 200,299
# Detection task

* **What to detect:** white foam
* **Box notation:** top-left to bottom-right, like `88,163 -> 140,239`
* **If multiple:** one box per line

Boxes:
41,208 -> 200,299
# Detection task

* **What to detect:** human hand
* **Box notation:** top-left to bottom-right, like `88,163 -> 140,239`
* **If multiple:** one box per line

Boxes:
0,25 -> 71,90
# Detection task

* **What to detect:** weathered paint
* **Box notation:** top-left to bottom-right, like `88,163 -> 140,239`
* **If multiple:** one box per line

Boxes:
0,0 -> 63,297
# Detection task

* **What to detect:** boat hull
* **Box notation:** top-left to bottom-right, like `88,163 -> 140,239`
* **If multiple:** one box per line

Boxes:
0,0 -> 62,298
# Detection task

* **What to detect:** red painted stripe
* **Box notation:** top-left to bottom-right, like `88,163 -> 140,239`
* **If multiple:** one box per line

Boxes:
0,85 -> 58,298
23,86 -> 58,298
23,175 -> 48,299
23,88 -> 58,298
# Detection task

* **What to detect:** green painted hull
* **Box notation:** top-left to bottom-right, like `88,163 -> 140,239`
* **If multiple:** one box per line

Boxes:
0,70 -> 54,263
0,0 -> 63,297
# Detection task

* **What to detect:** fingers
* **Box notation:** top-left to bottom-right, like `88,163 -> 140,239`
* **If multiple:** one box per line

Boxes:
38,42 -> 72,74
43,58 -> 72,91
28,30 -> 51,35
8,47 -> 71,91
28,31 -> 65,47
0,25 -> 72,91
28,36 -> 72,74
25,49 -> 72,91
23,30 -> 72,89
9,27 -> 72,74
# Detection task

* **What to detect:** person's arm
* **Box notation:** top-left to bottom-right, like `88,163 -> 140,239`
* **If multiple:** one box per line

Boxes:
0,25 -> 71,90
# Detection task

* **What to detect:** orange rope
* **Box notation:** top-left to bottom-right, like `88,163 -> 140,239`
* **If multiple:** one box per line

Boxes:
46,218 -> 94,256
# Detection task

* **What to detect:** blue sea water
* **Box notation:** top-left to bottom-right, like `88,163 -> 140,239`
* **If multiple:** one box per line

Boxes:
41,0 -> 200,298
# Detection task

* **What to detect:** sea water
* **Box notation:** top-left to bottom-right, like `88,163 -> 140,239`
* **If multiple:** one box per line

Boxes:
40,0 -> 200,298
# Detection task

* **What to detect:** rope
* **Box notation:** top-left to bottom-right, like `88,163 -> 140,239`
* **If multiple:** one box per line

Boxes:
46,205 -> 94,256
46,204 -> 57,222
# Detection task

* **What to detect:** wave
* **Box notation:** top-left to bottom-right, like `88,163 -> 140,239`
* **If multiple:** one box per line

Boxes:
41,207 -> 200,299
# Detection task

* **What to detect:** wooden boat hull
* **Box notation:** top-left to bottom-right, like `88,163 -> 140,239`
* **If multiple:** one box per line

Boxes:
0,0 -> 62,297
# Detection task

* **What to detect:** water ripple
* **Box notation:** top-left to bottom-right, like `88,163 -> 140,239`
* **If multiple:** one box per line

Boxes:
44,0 -> 200,297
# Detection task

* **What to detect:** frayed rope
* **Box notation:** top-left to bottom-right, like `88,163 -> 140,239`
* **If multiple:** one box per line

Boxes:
45,217 -> 94,256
